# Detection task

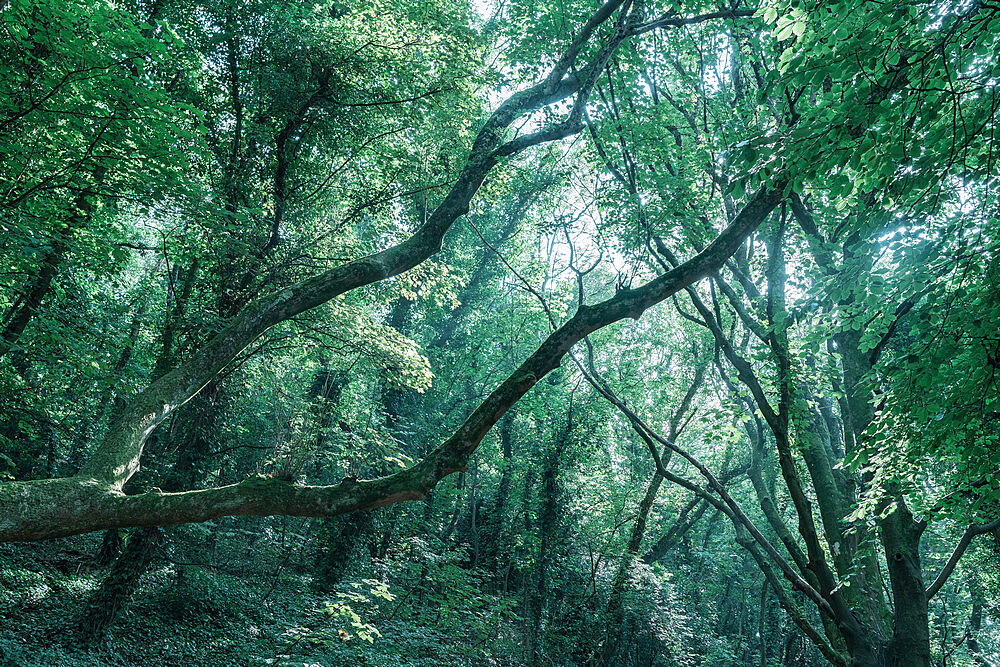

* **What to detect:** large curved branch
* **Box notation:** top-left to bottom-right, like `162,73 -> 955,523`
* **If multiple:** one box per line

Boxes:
573,329 -> 844,658
926,518 -> 1000,599
421,183 -> 784,473
75,3 -> 637,490
0,183 -> 784,542
76,1 -> 759,491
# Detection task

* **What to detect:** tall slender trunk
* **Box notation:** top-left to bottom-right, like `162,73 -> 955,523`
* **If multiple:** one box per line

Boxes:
494,410 -> 515,521
302,369 -> 374,590
0,167 -> 108,361
759,580 -> 769,667
476,409 -> 515,578
0,244 -> 62,359
600,472 -> 665,665
526,419 -> 570,667
967,590 -> 988,667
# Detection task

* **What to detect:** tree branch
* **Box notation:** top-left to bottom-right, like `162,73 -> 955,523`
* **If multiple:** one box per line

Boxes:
925,518 -> 1000,599
0,183 -> 784,542
73,2 -> 638,490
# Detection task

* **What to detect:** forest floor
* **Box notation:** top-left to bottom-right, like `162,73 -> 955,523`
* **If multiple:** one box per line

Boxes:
0,527 -> 516,667
1,537 -> 348,667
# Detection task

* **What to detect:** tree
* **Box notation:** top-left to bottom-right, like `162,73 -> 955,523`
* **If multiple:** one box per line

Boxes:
1,0 -> 999,664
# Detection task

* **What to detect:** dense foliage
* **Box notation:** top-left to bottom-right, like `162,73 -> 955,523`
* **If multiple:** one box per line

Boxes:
1,0 -> 999,665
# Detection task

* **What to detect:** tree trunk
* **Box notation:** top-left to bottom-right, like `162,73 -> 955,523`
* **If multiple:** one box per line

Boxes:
0,244 -> 63,360
315,511 -> 374,590
82,381 -> 222,635
0,167 -> 107,361
880,501 -> 930,666
0,184 -> 784,543
600,471 -> 665,665
838,324 -> 929,666
95,528 -> 125,567
82,525 -> 163,638
967,593 -> 988,667
526,418 -> 570,667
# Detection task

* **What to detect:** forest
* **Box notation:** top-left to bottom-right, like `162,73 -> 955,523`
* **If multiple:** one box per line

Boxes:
1,0 -> 999,664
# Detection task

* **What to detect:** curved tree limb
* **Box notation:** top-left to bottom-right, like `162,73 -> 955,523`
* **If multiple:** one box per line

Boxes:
736,528 -> 850,667
925,518 -> 1000,599
0,182 -> 784,542
580,356 -> 834,617
75,1 -> 642,490
574,330 -> 845,663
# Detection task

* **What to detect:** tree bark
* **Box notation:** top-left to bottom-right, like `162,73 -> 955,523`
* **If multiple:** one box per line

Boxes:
72,5 -> 632,493
526,416 -> 571,667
